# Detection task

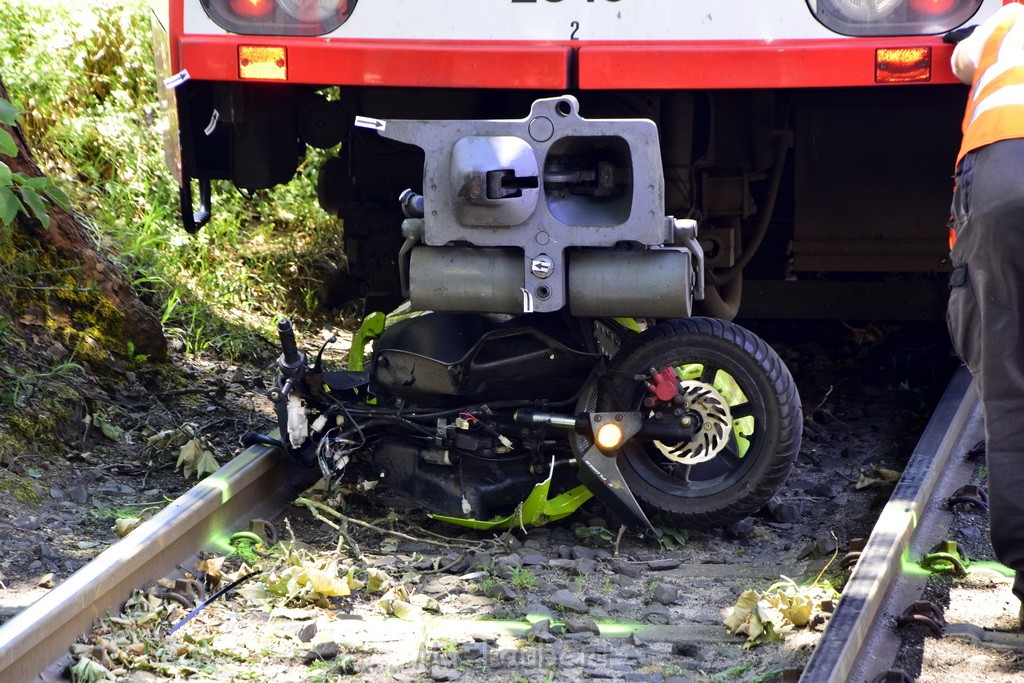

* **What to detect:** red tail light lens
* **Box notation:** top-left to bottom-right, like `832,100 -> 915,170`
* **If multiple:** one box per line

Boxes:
909,0 -> 957,14
203,0 -> 357,37
229,0 -> 274,17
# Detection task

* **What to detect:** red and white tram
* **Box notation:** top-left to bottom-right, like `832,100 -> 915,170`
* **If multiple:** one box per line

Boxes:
151,0 -> 1004,319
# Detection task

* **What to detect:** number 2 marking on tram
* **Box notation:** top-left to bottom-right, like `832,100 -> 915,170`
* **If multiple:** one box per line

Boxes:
570,21 -> 580,39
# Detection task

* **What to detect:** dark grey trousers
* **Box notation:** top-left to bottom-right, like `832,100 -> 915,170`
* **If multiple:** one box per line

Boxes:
948,138 -> 1024,603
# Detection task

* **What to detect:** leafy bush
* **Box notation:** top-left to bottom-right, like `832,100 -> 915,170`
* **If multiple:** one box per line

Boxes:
0,1 -> 346,360
0,97 -> 71,227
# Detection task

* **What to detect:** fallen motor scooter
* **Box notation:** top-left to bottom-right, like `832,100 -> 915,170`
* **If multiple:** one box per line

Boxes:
268,96 -> 802,533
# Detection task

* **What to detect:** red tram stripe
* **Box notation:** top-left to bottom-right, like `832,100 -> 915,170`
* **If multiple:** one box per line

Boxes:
578,39 -> 959,89
176,36 -> 959,89
178,37 -> 572,88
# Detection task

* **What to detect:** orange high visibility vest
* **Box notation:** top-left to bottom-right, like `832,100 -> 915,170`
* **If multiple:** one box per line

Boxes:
957,4 -> 1024,168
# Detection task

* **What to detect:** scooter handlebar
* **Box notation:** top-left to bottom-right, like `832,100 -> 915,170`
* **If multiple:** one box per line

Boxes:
277,319 -> 306,373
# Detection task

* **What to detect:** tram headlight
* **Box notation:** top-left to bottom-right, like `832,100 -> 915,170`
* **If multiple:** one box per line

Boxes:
825,0 -> 902,22
809,0 -> 981,37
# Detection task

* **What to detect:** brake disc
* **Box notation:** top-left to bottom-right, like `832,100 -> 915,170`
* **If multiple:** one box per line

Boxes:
654,379 -> 732,465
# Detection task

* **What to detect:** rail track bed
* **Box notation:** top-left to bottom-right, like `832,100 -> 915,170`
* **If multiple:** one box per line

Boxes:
2,321 -> 1021,682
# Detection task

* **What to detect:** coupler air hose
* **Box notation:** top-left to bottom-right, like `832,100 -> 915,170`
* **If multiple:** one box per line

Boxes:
180,176 -> 211,234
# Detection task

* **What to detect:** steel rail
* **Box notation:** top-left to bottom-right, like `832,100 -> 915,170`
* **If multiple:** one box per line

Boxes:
0,441 -> 311,683
799,366 -> 980,682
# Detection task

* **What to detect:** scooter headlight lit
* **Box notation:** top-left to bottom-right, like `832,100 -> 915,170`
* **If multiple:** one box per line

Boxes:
596,422 -> 625,451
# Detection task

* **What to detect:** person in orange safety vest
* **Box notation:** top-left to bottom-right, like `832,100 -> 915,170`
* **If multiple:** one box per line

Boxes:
947,0 -> 1024,627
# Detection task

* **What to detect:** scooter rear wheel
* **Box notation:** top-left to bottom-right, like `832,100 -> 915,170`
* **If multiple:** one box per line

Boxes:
598,317 -> 802,530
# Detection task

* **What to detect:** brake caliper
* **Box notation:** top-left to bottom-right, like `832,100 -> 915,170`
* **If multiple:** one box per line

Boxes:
644,366 -> 733,465
644,367 -> 681,407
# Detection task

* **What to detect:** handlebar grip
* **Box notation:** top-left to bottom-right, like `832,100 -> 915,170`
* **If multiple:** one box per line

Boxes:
277,319 -> 303,369
241,431 -> 285,450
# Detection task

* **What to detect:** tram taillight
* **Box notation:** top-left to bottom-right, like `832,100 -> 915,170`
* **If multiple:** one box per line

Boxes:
203,0 -> 356,37
908,0 -> 958,14
229,0 -> 274,17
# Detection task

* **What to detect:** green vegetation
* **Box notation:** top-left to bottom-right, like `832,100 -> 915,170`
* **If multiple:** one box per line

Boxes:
477,573 -> 498,595
0,468 -> 43,503
0,98 -> 70,227
710,663 -> 755,680
0,0 -> 346,362
654,525 -> 689,550
307,656 -> 357,681
0,357 -> 81,409
88,501 -> 164,521
508,565 -> 538,591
